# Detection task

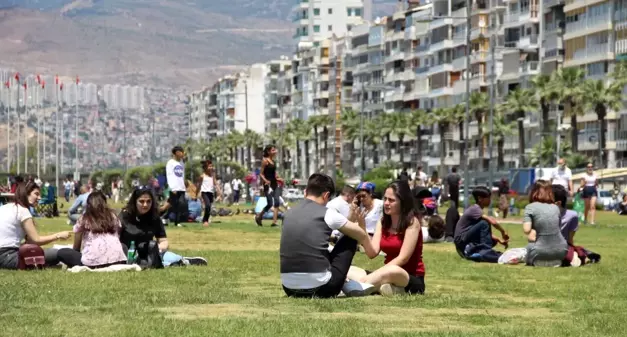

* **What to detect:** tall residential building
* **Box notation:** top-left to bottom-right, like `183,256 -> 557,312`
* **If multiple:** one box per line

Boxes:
293,0 -> 373,48
264,58 -> 291,133
329,34 -> 352,172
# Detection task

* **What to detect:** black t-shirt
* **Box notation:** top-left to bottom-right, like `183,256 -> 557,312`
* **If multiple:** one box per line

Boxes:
446,173 -> 461,190
118,210 -> 167,247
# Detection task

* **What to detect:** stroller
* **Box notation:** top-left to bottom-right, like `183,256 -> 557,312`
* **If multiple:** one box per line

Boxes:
412,186 -> 436,217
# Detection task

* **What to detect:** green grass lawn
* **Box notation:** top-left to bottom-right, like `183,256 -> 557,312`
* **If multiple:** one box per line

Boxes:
1,210 -> 626,337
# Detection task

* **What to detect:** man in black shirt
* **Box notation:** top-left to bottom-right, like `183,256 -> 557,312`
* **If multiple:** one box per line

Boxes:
446,167 -> 462,209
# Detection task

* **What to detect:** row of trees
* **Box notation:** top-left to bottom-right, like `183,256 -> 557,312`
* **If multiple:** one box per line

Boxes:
187,63 -> 627,179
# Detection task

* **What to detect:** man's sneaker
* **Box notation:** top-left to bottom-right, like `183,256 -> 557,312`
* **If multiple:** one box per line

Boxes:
255,214 -> 263,226
271,223 -> 279,227
342,280 -> 376,297
379,283 -> 405,297
183,257 -> 208,266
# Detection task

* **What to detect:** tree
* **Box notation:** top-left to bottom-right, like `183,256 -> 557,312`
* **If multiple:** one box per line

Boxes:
612,60 -> 627,87
431,107 -> 453,176
243,129 -> 263,171
583,79 -> 623,167
469,92 -> 489,171
379,113 -> 394,162
308,114 -> 332,173
502,89 -> 538,168
553,67 -> 586,152
340,108 -> 360,176
409,109 -> 428,168
286,119 -> 311,178
387,112 -> 412,165
531,74 -> 558,138
364,117 -> 384,166
225,131 -> 244,164
448,104 -> 466,164
485,106 -> 515,170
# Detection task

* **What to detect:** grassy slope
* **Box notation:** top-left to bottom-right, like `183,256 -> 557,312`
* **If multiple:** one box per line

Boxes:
0,209 -> 625,337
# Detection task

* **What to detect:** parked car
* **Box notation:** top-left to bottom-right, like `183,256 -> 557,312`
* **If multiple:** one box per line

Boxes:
596,189 -> 617,210
283,188 -> 304,201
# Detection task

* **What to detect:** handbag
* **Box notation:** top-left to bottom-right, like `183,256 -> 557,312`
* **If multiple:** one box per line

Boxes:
18,244 -> 46,270
135,241 -> 164,269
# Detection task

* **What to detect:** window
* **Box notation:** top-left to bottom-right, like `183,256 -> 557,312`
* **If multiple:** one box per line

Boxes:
313,42 -> 320,47
355,8 -> 362,17
314,25 -> 320,33
314,8 -> 320,16
347,8 -> 352,16
328,8 -> 332,14
328,25 -> 333,31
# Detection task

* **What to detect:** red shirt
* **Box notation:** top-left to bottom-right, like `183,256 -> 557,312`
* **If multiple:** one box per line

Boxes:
380,228 -> 425,277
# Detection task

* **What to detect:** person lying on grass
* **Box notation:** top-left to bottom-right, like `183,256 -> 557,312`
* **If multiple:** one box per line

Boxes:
56,191 -> 127,269
119,187 -> 206,267
0,182 -> 71,269
453,186 -> 509,261
423,215 -> 445,243
347,180 -> 426,296
280,173 -> 377,298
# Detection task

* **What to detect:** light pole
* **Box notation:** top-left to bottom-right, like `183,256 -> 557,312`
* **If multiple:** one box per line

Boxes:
55,76 -> 60,196
5,79 -> 11,174
74,76 -> 79,179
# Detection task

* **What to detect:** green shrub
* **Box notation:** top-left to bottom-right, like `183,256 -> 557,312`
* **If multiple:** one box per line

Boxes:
364,167 -> 394,181
369,178 -> 392,198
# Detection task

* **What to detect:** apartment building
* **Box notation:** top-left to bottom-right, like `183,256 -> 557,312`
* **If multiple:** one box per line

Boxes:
264,58 -> 291,134
329,34 -> 352,173
563,0 -> 619,166
293,0 -> 373,48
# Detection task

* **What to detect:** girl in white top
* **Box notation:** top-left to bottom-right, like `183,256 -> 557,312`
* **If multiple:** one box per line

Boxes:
580,163 -> 598,225
0,182 -> 71,269
196,160 -> 221,227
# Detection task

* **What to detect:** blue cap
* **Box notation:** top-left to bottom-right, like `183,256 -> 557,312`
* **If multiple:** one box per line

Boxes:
356,181 -> 376,194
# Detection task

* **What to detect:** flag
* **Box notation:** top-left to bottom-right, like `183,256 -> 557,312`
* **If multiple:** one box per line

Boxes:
36,74 -> 41,84
41,80 -> 45,89
55,75 -> 59,85
60,83 -> 64,91
23,83 -> 27,90
14,72 -> 19,82
4,81 -> 9,88
76,76 -> 79,85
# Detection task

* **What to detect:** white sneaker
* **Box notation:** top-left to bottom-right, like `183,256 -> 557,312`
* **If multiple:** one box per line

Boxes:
342,279 -> 376,297
379,283 -> 405,297
570,254 -> 582,267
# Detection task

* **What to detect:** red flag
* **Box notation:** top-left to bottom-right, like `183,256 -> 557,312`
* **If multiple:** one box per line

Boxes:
76,76 -> 79,85
60,83 -> 64,91
41,80 -> 45,89
14,72 -> 20,82
23,83 -> 27,90
55,75 -> 59,85
4,81 -> 9,88
36,74 -> 41,84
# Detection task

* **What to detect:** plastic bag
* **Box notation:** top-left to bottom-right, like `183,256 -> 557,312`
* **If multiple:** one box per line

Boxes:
573,193 -> 585,223
498,248 -> 527,265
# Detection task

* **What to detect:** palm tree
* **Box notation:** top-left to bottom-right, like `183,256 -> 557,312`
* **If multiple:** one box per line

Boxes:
531,74 -> 558,136
612,60 -> 627,87
409,109 -> 428,167
340,108 -> 360,176
553,67 -> 586,151
379,113 -> 394,162
387,112 -> 412,165
308,114 -> 332,173
243,129 -> 263,171
529,136 -> 563,167
364,117 -> 384,166
448,104 -> 466,162
484,106 -> 515,170
287,119 -> 311,178
225,131 -> 244,164
469,92 -> 489,171
502,89 -> 538,167
583,80 -> 623,167
431,107 -> 453,176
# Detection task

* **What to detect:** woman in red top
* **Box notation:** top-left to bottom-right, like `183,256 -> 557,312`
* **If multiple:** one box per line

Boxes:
349,180 -> 425,295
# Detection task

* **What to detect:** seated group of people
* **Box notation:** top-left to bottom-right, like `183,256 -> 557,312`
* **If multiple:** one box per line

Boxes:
0,182 -> 206,270
454,181 -> 597,267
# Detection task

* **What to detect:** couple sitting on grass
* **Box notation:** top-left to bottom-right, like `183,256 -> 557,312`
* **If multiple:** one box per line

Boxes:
280,174 -> 424,298
0,182 -> 206,270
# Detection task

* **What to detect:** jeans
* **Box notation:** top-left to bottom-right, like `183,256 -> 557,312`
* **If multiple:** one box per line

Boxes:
0,247 -> 60,269
68,213 -> 81,225
261,183 -> 281,215
121,243 -> 184,267
282,236 -> 358,298
201,192 -> 214,222
168,191 -> 186,225
454,220 -> 494,257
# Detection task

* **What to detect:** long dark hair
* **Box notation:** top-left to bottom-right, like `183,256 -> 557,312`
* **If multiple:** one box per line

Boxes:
124,188 -> 159,220
381,180 -> 415,234
13,182 -> 39,209
263,145 -> 276,158
80,191 -> 118,234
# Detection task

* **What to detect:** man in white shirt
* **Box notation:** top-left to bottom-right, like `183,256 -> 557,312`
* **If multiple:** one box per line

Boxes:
166,146 -> 186,227
326,185 -> 357,242
413,166 -> 428,187
231,178 -> 242,205
551,158 -> 574,196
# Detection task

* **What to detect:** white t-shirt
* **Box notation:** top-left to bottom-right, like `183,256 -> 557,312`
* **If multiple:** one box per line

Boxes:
0,203 -> 32,248
363,199 -> 384,234
200,174 -> 215,193
223,181 -> 232,195
326,196 -> 350,218
231,179 -> 242,191
584,173 -> 597,187
166,159 -> 185,192
280,208 -> 348,290
551,167 -> 572,190
422,227 -> 445,243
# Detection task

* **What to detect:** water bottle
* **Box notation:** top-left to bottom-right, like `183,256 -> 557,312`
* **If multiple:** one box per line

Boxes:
127,241 -> 136,264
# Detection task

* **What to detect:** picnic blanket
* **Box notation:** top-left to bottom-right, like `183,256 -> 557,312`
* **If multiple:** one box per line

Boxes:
68,264 -> 142,273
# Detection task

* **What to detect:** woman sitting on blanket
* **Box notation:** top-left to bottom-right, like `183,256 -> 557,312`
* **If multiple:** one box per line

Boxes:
348,180 -> 425,296
119,187 -> 207,267
56,191 -> 127,268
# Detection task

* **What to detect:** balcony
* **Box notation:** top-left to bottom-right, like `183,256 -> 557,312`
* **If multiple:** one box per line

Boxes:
572,44 -> 611,61
519,61 -> 540,75
470,50 -> 488,63
564,14 -> 612,40
430,17 -> 454,30
470,27 -> 487,40
617,39 -> 627,55
491,0 -> 506,9
504,11 -> 519,25
429,62 -> 454,75
430,39 -> 454,52
518,34 -> 539,50
415,44 -> 430,53
429,85 -> 454,97
544,21 -> 564,34
565,0 -> 606,12
452,56 -> 468,70
386,49 -> 405,62
519,6 -> 539,22
544,0 -> 564,8
617,10 -> 627,29
415,66 -> 430,75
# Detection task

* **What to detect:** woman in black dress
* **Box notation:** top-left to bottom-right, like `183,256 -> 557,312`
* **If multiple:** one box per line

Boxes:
255,145 -> 284,227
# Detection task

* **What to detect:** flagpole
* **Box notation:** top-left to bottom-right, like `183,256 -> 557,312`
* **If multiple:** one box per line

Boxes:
60,82 -> 64,178
15,74 -> 20,175
36,78 -> 41,178
74,76 -> 79,177
41,80 -> 46,175
55,77 -> 60,196
24,82 -> 28,174
5,80 -> 11,174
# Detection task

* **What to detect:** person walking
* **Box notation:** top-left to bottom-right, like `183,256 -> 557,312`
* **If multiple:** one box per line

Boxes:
446,167 -> 462,209
256,145 -> 284,227
580,163 -> 598,225
551,158 -> 574,196
197,160 -> 221,227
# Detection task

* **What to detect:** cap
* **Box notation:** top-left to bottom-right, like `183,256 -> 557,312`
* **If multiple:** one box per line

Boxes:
171,146 -> 184,154
356,181 -> 375,194
412,186 -> 433,200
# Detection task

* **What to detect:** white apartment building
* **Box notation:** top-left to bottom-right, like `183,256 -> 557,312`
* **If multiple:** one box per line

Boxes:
293,0 -> 373,48
264,58 -> 291,133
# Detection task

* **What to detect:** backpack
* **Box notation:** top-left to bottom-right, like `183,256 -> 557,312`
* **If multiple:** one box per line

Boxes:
18,244 -> 46,270
135,241 -> 164,269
